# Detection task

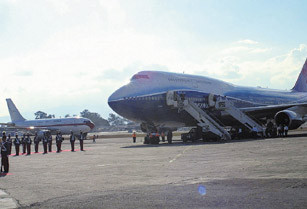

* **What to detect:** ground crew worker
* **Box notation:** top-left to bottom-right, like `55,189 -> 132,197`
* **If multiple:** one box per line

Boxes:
161,132 -> 165,142
14,133 -> 21,156
7,134 -> 12,155
93,135 -> 96,143
26,134 -> 32,155
167,131 -> 172,144
284,125 -> 289,137
33,132 -> 40,153
132,132 -> 136,143
1,132 -> 9,173
252,126 -> 258,138
69,131 -> 75,152
48,132 -> 52,152
56,132 -> 63,153
79,131 -> 84,151
21,134 -> 26,154
238,128 -> 243,139
42,133 -> 48,154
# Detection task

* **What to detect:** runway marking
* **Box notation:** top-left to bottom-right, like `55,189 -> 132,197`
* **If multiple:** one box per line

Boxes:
97,164 -> 112,167
0,173 -> 13,177
169,146 -> 191,163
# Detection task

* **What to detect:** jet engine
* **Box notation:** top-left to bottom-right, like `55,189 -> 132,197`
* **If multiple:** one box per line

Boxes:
37,130 -> 51,139
274,110 -> 304,130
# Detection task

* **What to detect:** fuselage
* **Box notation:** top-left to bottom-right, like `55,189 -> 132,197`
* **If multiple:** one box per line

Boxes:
14,117 -> 95,134
108,71 -> 307,128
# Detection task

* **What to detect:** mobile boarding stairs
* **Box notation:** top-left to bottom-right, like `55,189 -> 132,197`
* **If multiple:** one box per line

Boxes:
166,91 -> 264,141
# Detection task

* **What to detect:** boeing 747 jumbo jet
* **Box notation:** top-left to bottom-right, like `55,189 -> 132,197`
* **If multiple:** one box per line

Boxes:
108,59 -> 307,143
5,98 -> 95,136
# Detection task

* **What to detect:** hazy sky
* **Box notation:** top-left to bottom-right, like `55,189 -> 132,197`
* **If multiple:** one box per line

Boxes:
0,0 -> 307,121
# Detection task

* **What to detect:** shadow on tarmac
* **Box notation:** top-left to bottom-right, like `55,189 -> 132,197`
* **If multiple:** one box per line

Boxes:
121,132 -> 307,148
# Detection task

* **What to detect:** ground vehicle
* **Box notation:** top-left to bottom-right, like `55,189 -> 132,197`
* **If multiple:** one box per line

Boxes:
181,127 -> 202,142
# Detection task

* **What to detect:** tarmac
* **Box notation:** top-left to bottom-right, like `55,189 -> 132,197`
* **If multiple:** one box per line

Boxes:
0,132 -> 307,209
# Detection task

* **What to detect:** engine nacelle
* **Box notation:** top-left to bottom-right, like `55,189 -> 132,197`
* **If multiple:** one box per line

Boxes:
274,110 -> 304,130
37,130 -> 51,139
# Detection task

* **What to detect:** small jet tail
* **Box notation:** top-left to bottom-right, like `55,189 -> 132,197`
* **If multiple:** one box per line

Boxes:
292,58 -> 307,92
6,98 -> 26,123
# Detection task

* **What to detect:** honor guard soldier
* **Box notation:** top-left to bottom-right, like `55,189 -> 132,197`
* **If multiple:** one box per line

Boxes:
48,132 -> 53,152
33,132 -> 40,153
1,132 -> 9,173
7,134 -> 12,155
26,134 -> 32,155
14,133 -> 21,156
42,133 -> 48,154
70,131 -> 75,152
21,134 -> 26,154
56,132 -> 63,153
79,131 -> 84,151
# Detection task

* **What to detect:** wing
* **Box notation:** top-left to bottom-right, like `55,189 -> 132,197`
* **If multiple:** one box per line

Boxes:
240,103 -> 307,119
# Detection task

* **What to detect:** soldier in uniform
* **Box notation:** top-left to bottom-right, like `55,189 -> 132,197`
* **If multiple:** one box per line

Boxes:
26,133 -> 32,155
33,132 -> 40,153
79,131 -> 84,151
69,131 -> 75,152
14,133 -> 21,156
21,134 -> 26,154
7,134 -> 12,155
55,132 -> 63,153
48,132 -> 53,152
42,133 -> 48,154
1,132 -> 9,173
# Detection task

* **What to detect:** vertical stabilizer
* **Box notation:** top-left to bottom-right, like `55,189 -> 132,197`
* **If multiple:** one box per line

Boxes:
292,58 -> 307,92
6,98 -> 26,122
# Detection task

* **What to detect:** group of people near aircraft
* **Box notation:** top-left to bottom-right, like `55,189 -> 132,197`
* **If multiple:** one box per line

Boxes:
0,130 -> 87,173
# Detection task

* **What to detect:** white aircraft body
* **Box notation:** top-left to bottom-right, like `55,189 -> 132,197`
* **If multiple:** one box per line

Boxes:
6,99 -> 95,135
108,59 -> 307,142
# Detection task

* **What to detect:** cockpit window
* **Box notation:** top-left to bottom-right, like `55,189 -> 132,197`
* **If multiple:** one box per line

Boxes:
131,74 -> 149,80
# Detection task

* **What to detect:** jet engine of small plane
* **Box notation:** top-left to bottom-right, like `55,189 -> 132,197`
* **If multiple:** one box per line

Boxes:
274,110 -> 304,130
37,130 -> 51,139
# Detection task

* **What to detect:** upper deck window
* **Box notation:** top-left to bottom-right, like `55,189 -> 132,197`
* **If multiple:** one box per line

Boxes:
131,74 -> 149,80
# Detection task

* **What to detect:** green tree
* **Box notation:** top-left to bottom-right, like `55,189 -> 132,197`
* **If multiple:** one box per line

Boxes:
80,109 -> 110,127
35,111 -> 55,119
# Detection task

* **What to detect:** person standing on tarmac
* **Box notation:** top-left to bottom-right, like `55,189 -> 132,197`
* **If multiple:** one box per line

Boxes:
69,131 -> 75,152
93,135 -> 96,143
14,133 -> 21,156
21,134 -> 26,154
132,132 -> 136,143
79,131 -> 84,151
1,132 -> 9,173
7,134 -> 12,155
161,132 -> 165,142
48,132 -> 52,152
167,131 -> 172,144
42,133 -> 48,154
284,125 -> 289,137
26,133 -> 32,155
56,132 -> 63,153
33,132 -> 40,153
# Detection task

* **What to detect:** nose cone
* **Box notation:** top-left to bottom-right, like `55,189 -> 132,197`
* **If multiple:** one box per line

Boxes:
88,121 -> 95,130
108,84 -> 132,116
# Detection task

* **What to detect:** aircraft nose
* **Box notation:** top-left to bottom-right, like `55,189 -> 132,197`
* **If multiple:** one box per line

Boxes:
88,121 -> 95,130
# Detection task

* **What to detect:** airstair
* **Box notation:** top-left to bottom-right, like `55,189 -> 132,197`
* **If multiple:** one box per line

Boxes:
166,91 -> 264,140
166,91 -> 231,140
215,97 -> 264,134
